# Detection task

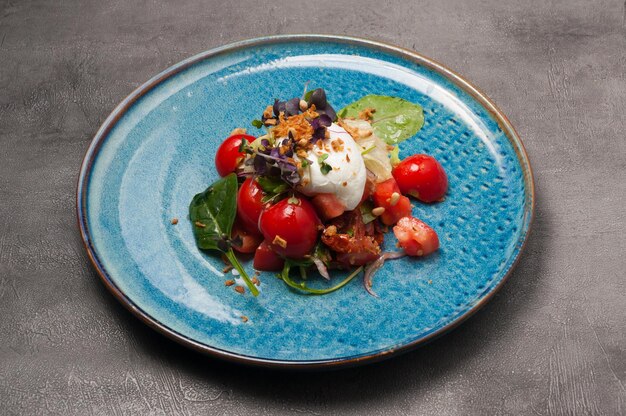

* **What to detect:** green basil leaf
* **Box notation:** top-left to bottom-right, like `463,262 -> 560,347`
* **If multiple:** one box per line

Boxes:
338,95 -> 424,144
189,174 -> 238,251
256,176 -> 287,194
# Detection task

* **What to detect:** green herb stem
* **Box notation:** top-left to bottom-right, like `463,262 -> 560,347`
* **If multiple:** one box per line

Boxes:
279,263 -> 363,295
225,248 -> 259,296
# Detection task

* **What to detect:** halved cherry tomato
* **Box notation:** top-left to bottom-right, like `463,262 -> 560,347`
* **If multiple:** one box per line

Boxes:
393,216 -> 439,256
231,222 -> 263,254
311,193 -> 345,221
215,134 -> 254,177
237,177 -> 265,235
253,240 -> 285,271
372,178 -> 412,226
392,154 -> 448,203
258,197 -> 321,259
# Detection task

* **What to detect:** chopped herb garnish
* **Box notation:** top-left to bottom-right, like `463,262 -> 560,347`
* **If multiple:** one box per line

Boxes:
360,201 -> 377,224
389,145 -> 401,167
301,158 -> 310,168
251,119 -> 264,128
317,153 -> 332,175
361,145 -> 376,155
320,163 -> 332,175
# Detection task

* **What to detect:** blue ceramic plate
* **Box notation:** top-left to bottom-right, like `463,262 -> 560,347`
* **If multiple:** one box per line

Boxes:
78,35 -> 534,368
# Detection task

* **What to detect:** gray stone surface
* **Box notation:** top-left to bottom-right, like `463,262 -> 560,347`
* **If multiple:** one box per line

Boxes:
1,0 -> 625,414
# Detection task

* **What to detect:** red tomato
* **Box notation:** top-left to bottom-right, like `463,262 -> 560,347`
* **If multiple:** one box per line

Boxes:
392,154 -> 448,203
393,216 -> 439,256
231,222 -> 262,254
237,177 -> 265,235
258,197 -> 321,259
372,178 -> 412,226
215,134 -> 254,177
311,193 -> 345,221
253,240 -> 285,271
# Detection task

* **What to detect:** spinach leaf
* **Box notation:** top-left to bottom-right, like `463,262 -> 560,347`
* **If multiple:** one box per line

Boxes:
338,95 -> 424,144
189,174 -> 237,251
189,174 -> 259,296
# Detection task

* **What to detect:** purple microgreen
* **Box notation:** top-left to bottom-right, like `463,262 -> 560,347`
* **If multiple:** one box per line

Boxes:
272,99 -> 286,118
285,97 -> 300,116
306,88 -> 337,121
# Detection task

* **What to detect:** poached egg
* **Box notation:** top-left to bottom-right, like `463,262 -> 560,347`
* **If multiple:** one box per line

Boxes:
296,123 -> 366,210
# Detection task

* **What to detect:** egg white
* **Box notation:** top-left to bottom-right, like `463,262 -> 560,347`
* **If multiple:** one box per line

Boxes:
296,123 -> 366,210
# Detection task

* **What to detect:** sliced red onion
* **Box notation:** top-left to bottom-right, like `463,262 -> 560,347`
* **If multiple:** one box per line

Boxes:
312,257 -> 330,281
363,251 -> 406,297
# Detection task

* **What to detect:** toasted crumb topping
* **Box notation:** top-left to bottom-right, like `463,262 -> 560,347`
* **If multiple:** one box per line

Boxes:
358,107 -> 376,120
331,138 -> 345,152
337,119 -> 360,139
262,105 -> 274,119
271,106 -> 319,141
273,235 -> 288,248
229,127 -> 247,136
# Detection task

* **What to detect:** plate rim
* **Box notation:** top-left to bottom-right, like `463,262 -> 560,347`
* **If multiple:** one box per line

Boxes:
76,34 -> 535,369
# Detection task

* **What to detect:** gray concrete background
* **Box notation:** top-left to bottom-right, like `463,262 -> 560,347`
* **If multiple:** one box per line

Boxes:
1,0 -> 625,414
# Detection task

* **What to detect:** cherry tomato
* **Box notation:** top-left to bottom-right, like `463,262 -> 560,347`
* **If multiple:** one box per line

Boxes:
215,134 -> 254,177
258,197 -> 321,259
311,193 -> 345,221
372,178 -> 412,226
253,241 -> 285,271
392,154 -> 448,203
231,222 -> 263,254
393,216 -> 439,256
237,177 -> 265,235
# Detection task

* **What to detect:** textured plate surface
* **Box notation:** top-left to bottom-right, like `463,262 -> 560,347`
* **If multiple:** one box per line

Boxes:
78,35 -> 533,368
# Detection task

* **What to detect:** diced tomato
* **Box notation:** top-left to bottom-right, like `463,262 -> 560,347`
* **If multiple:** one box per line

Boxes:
393,216 -> 439,256
372,178 -> 412,226
311,193 -> 346,221
231,222 -> 262,254
253,240 -> 285,271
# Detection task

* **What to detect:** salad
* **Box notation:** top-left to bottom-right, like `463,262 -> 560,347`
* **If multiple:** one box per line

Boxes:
189,88 -> 448,297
